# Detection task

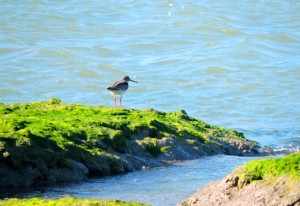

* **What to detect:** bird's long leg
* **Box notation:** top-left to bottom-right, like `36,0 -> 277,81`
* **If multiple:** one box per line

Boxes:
120,95 -> 122,109
114,96 -> 116,109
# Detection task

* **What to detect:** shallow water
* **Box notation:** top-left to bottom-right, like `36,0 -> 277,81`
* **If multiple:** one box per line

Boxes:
3,155 -> 256,206
1,0 -> 300,205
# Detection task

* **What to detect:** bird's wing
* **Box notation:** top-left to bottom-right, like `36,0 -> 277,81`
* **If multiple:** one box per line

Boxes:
115,82 -> 129,90
107,81 -> 128,91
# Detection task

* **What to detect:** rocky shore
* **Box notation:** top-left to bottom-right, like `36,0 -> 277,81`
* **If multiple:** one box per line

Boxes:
178,152 -> 300,206
0,98 -> 272,189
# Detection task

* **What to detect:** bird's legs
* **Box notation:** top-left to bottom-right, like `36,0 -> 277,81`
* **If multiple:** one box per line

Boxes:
120,95 -> 122,108
114,96 -> 116,109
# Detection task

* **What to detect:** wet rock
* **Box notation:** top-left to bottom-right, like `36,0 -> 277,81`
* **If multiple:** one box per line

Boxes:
47,160 -> 88,183
0,163 -> 42,188
121,154 -> 163,170
0,160 -> 88,188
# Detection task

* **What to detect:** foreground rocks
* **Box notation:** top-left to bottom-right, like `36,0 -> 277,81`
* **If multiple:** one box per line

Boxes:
0,197 -> 149,206
0,99 -> 272,189
178,153 -> 300,206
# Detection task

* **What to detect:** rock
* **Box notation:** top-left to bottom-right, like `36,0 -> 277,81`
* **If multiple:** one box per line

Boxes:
47,159 -> 88,183
0,163 -> 42,188
122,154 -> 163,170
0,160 -> 89,188
157,138 -> 200,161
178,153 -> 300,206
0,99 -> 272,189
178,175 -> 300,206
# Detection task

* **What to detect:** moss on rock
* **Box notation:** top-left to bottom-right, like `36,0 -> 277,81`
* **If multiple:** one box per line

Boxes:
237,152 -> 300,188
0,99 -> 265,188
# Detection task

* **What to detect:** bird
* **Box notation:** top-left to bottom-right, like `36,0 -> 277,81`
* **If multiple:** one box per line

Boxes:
107,76 -> 137,108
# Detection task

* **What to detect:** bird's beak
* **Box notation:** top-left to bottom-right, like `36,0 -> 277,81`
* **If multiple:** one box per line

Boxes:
130,79 -> 138,83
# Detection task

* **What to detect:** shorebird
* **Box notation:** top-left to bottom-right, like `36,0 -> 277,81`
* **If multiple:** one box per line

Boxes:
107,76 -> 137,108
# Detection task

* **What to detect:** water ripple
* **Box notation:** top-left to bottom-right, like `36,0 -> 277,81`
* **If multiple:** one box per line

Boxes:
1,1 -> 300,204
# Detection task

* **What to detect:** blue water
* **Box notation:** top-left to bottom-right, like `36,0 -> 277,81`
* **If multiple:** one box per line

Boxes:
1,1 -> 300,205
7,155 -> 255,206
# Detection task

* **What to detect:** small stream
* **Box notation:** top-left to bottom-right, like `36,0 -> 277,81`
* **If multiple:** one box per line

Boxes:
3,155 -> 257,206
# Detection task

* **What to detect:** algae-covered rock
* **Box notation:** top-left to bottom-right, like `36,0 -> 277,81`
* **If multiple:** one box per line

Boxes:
0,197 -> 150,206
0,99 -> 269,188
178,153 -> 300,206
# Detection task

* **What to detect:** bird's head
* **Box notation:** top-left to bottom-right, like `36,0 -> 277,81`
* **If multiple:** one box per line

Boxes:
122,76 -> 138,83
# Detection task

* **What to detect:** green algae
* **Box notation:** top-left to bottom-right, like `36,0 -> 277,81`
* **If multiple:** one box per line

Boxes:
237,152 -> 300,188
0,197 -> 150,206
138,137 -> 171,157
0,98 -> 251,187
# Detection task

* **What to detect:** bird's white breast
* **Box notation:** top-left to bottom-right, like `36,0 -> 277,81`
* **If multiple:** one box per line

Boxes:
110,89 -> 127,96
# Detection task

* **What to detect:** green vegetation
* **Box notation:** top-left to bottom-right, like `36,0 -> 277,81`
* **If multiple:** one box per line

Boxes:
0,98 -> 251,188
138,137 -> 172,157
237,152 -> 300,188
0,197 -> 150,206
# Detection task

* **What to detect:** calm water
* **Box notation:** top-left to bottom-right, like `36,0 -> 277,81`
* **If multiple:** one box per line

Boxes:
6,155 -> 255,206
1,1 -> 300,205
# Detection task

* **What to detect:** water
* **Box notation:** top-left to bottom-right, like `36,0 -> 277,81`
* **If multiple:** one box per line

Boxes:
1,0 -> 300,205
2,155 -> 255,205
